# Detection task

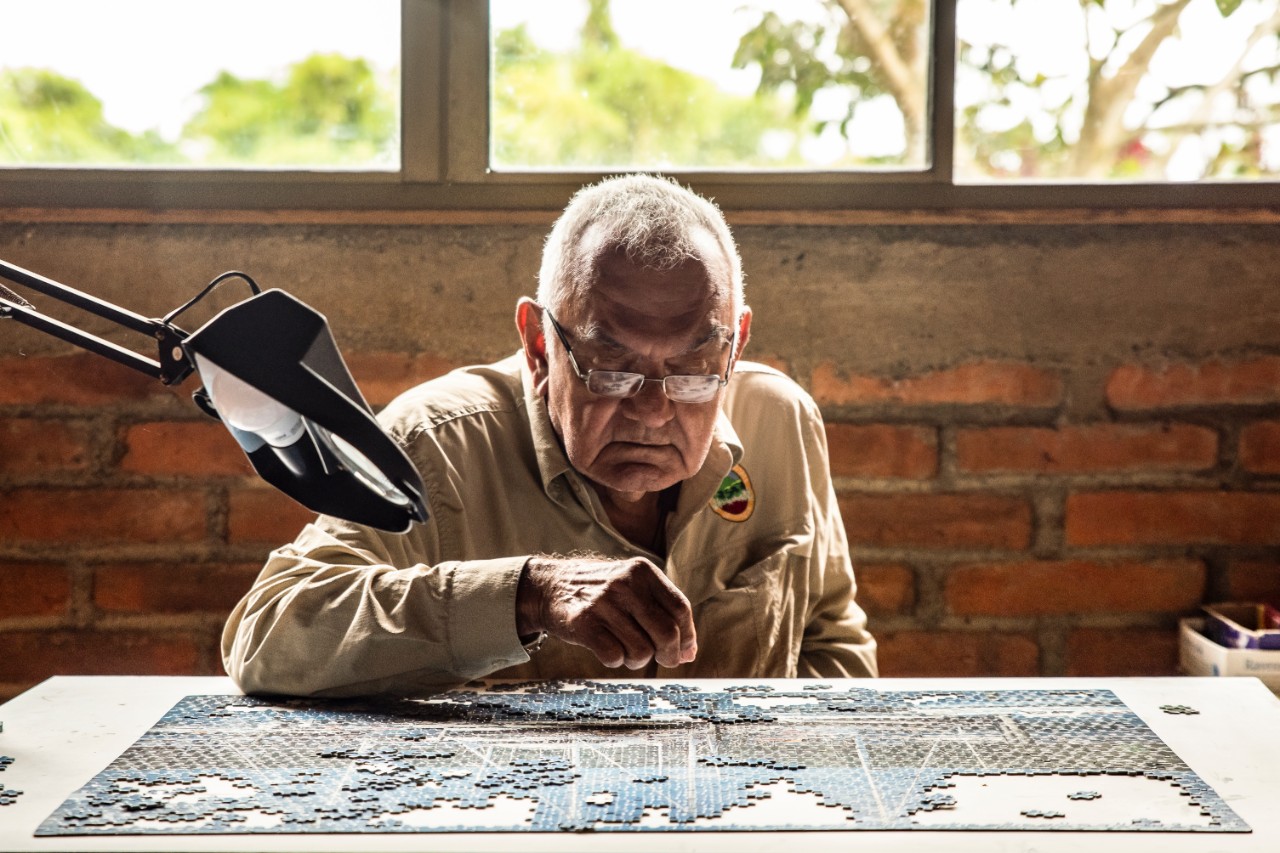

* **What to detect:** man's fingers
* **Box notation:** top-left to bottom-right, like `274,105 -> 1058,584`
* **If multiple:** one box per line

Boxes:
606,609 -> 659,669
644,570 -> 698,662
584,629 -> 627,669
572,607 -> 656,669
625,593 -> 689,668
529,554 -> 698,667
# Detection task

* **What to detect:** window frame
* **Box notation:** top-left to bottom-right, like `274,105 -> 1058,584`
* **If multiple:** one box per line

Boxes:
0,0 -> 1275,213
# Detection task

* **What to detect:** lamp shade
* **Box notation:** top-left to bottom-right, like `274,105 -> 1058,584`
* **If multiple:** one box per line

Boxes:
182,289 -> 428,533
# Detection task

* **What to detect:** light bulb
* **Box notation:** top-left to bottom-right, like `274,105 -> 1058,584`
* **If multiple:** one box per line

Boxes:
194,354 -> 304,448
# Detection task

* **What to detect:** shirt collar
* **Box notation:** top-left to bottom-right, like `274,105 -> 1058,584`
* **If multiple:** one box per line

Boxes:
520,357 -> 575,494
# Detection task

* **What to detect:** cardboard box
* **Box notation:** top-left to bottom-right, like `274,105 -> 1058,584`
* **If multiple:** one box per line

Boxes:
1202,602 -> 1280,650
1180,618 -> 1280,692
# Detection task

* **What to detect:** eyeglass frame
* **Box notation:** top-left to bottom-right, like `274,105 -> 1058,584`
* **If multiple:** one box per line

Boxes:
540,306 -> 738,404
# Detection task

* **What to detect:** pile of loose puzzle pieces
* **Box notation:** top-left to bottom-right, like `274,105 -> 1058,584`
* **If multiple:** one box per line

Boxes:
36,681 -> 1248,834
0,721 -> 19,808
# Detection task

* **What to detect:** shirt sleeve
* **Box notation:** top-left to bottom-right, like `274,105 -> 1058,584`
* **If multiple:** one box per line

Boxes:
221,519 -> 534,697
794,397 -> 879,679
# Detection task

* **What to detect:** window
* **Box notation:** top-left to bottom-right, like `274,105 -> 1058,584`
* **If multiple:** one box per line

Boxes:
956,0 -> 1280,182
1,0 -> 399,169
490,0 -> 931,171
0,0 -> 1275,211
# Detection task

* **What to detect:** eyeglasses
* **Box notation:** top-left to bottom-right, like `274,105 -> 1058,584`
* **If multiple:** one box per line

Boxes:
542,308 -> 735,404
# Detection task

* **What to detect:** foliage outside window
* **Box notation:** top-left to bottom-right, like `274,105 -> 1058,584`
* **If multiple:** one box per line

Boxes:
0,0 -> 399,169
492,0 -> 1279,181
956,0 -> 1280,181
490,0 -> 930,170
0,0 -> 1276,197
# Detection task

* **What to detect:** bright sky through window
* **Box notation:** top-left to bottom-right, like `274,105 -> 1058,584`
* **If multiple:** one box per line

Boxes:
0,0 -> 399,167
1,0 -> 1274,180
490,0 -> 931,171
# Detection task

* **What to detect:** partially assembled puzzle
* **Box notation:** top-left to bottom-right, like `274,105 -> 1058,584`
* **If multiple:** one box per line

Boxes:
36,681 -> 1249,834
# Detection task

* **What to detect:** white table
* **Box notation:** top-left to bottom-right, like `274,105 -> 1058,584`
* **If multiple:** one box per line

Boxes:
1,675 -> 1278,852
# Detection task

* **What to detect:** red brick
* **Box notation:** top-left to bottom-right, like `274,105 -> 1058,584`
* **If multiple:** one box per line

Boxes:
826,423 -> 937,479
119,420 -> 252,476
0,630 -> 202,681
812,361 -> 1062,407
945,559 -> 1204,616
877,631 -> 1039,677
0,563 -> 72,618
854,562 -> 916,616
1240,420 -> 1280,474
840,493 -> 1032,549
956,423 -> 1216,474
0,417 -> 92,476
93,563 -> 261,615
0,354 -> 172,405
1066,491 -> 1280,546
1066,627 -> 1179,676
1224,560 -> 1280,604
348,352 -> 462,408
0,488 -> 206,543
227,487 -> 316,544
1107,356 -> 1280,410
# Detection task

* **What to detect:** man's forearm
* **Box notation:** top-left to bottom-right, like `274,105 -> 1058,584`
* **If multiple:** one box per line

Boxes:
223,551 -> 531,697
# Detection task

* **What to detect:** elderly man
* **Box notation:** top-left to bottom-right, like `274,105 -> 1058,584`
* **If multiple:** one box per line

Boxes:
222,174 -> 876,696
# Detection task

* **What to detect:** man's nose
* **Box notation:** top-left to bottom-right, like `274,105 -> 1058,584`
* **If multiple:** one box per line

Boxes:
623,379 -> 675,427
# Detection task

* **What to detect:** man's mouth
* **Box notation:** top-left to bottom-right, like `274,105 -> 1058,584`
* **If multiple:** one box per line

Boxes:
608,440 -> 675,455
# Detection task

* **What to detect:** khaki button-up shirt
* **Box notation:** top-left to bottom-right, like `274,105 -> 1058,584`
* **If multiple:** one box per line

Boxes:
222,355 -> 877,696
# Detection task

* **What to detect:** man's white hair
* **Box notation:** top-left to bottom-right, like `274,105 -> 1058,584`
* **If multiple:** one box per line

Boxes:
537,174 -> 745,315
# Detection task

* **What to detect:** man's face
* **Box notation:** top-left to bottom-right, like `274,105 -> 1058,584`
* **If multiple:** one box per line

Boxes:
529,240 -> 742,500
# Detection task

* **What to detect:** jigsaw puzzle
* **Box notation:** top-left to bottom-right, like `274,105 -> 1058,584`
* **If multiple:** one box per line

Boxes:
37,681 -> 1249,834
0,749 -> 18,808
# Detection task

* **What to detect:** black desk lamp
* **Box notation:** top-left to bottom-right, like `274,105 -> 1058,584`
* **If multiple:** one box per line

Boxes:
0,258 -> 428,533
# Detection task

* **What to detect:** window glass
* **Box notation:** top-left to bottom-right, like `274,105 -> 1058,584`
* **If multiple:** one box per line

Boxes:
0,0 -> 399,169
490,0 -> 932,171
956,0 -> 1280,181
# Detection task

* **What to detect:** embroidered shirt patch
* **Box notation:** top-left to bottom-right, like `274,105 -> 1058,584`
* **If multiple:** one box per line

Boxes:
709,464 -> 755,522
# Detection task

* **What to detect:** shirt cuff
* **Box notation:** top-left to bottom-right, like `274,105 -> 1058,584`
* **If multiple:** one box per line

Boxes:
446,555 -> 533,675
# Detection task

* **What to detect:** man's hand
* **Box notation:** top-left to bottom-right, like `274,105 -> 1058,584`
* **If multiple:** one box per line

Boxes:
517,555 -> 697,669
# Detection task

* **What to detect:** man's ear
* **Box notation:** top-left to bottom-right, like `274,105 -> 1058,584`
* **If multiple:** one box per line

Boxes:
515,297 -> 550,390
733,305 -> 752,365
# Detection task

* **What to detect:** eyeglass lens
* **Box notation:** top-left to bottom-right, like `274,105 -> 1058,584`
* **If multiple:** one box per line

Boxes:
543,307 -> 727,403
585,371 -> 721,403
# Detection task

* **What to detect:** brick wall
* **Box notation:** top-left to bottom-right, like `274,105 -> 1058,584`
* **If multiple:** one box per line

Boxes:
2,218 -> 1278,698
4,350 -> 1278,697
820,357 -> 1280,679
0,352 -> 458,700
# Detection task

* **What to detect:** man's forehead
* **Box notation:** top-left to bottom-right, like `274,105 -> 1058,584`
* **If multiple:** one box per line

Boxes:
574,315 -> 733,356
583,222 -> 731,285
557,225 -> 735,350
589,250 -> 730,312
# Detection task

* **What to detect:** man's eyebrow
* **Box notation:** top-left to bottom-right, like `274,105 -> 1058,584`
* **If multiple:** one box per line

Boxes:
574,322 -> 630,353
576,321 -> 733,357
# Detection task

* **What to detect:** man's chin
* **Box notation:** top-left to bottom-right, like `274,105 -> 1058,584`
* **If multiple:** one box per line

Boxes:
587,452 -> 687,496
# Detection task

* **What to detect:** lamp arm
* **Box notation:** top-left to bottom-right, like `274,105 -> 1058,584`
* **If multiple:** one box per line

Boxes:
3,257 -> 429,531
0,258 -> 194,385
